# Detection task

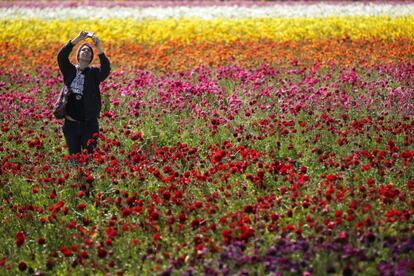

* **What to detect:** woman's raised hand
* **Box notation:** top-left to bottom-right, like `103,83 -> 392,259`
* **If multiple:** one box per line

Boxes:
92,36 -> 104,54
71,31 -> 90,45
91,36 -> 100,47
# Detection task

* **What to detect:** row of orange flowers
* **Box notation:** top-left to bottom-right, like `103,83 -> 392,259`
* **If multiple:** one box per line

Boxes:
1,38 -> 413,72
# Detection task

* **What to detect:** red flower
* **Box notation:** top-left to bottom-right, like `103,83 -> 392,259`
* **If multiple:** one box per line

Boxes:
60,246 -> 72,257
131,132 -> 143,141
361,164 -> 371,171
105,227 -> 117,238
146,207 -> 159,220
37,237 -> 46,245
16,231 -> 25,247
407,180 -> 414,190
97,246 -> 107,259
78,251 -> 89,259
326,174 -> 336,181
85,175 -> 94,183
77,203 -> 87,211
18,261 -> 27,271
86,138 -> 95,146
212,150 -> 226,164
194,201 -> 203,208
178,212 -> 187,222
271,213 -> 279,221
243,205 -> 255,214
221,229 -> 232,238
122,223 -> 129,232
48,189 -> 57,199
191,218 -> 203,230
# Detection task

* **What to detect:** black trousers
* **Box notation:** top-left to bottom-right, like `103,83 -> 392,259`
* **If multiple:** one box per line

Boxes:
63,118 -> 99,155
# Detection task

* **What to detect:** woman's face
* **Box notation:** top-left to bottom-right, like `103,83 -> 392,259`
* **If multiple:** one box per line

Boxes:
79,46 -> 92,63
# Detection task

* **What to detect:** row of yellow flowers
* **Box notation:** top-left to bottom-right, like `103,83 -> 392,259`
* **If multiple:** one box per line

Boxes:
1,16 -> 414,47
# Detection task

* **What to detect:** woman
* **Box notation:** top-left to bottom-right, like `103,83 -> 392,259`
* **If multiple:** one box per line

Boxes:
57,31 -> 111,156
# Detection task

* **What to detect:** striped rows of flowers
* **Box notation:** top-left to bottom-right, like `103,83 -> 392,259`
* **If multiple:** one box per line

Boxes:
1,14 -> 413,72
0,1 -> 413,275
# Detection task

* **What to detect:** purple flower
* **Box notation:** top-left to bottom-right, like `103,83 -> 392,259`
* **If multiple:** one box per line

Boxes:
377,260 -> 393,276
395,259 -> 413,276
181,267 -> 195,276
342,244 -> 359,259
203,265 -> 218,276
326,265 -> 336,274
160,266 -> 172,276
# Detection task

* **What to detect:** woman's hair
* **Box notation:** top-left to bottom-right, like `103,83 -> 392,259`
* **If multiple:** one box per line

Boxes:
76,43 -> 94,64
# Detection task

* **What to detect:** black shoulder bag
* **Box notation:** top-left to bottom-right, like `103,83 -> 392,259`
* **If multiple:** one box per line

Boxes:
53,85 -> 72,119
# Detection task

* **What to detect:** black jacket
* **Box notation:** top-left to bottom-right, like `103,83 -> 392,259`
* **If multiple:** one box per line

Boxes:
57,41 -> 111,121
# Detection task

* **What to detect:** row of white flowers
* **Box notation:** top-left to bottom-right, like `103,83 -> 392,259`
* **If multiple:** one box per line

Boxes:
1,3 -> 414,20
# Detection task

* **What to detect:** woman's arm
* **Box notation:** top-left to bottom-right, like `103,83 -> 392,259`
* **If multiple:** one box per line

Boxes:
57,41 -> 75,75
92,36 -> 111,82
57,31 -> 88,76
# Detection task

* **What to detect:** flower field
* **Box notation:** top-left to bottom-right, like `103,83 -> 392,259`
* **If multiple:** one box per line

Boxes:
0,1 -> 413,275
